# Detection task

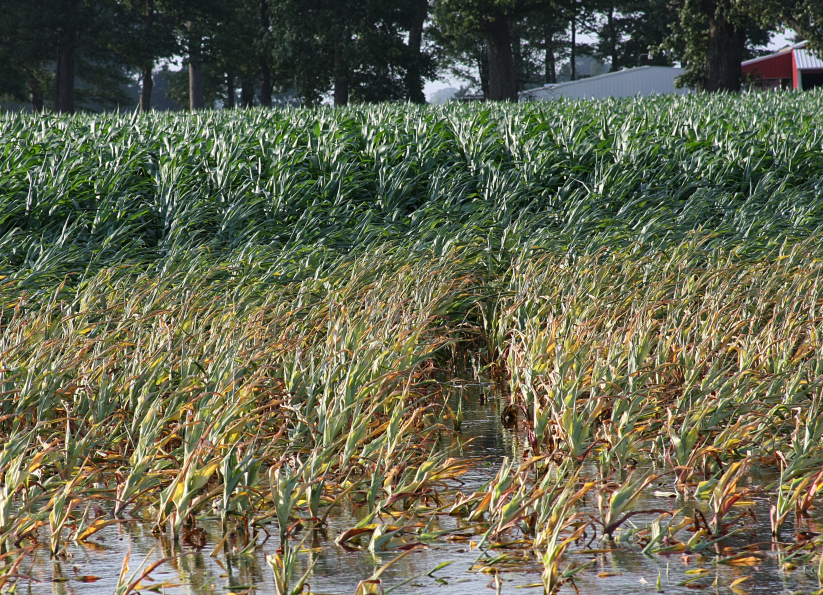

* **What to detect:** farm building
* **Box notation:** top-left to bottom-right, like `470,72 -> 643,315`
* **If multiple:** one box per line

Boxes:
519,66 -> 688,101
742,42 -> 823,91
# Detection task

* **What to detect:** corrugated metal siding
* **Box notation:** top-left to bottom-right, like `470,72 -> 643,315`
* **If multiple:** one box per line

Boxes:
741,51 -> 792,79
520,67 -> 687,101
795,49 -> 823,70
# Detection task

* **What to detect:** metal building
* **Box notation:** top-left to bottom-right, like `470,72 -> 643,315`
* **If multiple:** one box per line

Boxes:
519,66 -> 688,101
741,42 -> 823,91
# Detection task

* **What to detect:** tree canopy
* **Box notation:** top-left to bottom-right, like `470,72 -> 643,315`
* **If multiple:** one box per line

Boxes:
0,0 -> 820,111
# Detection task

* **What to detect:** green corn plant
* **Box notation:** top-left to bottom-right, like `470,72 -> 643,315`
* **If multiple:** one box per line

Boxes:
6,96 -> 823,593
0,434 -> 39,551
367,523 -> 406,553
468,457 -> 514,522
48,471 -> 85,556
302,449 -> 332,522
599,473 -> 664,539
220,442 -> 264,531
539,480 -> 595,595
709,460 -> 748,536
270,462 -> 308,543
156,448 -> 220,540
770,470 -> 812,537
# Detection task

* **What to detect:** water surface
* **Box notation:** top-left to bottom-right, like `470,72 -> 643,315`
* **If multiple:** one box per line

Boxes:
17,381 -> 820,594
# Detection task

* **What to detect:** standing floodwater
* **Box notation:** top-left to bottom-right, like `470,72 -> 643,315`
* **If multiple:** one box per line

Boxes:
16,382 -> 822,595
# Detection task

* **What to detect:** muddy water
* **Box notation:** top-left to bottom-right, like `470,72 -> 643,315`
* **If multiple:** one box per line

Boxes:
17,382 -> 823,594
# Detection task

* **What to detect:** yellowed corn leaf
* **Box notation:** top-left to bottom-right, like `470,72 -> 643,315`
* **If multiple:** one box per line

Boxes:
725,556 -> 760,566
76,519 -> 124,542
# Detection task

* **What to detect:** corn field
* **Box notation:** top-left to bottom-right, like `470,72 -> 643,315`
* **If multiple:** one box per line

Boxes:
3,93 -> 823,593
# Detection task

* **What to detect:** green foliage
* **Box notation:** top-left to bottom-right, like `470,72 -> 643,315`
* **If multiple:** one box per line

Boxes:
272,0 -> 432,105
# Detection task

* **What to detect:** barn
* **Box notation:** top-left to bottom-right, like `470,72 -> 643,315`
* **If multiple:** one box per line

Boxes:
519,66 -> 688,101
741,41 -> 823,91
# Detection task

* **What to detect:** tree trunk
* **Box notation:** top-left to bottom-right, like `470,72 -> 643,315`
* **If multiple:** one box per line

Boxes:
259,0 -> 272,106
607,6 -> 617,70
141,63 -> 153,112
485,15 -> 517,101
333,38 -> 348,106
259,64 -> 272,106
704,17 -> 745,92
545,25 -> 556,84
28,71 -> 43,112
478,47 -> 489,98
240,77 -> 255,107
226,70 -> 236,108
55,0 -> 80,114
55,44 -> 76,113
188,21 -> 205,110
140,0 -> 154,112
512,33 -> 523,92
405,0 -> 427,103
570,15 -> 576,81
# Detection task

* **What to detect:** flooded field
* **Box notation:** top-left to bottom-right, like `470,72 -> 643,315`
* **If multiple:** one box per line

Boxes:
13,384 -> 822,595
6,99 -> 823,595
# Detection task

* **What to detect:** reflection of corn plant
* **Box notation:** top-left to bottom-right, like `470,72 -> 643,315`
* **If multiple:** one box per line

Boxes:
266,538 -> 315,595
112,547 -> 173,595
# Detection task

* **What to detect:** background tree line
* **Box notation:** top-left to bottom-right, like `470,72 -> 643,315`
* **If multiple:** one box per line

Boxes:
1,0 -> 821,112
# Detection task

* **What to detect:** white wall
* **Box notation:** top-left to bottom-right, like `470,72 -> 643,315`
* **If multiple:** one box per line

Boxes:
521,67 -> 688,101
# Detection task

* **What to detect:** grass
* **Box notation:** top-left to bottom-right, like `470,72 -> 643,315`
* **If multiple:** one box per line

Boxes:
2,92 -> 823,593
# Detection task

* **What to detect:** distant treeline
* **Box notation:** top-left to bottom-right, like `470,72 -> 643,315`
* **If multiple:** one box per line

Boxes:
0,0 -> 821,112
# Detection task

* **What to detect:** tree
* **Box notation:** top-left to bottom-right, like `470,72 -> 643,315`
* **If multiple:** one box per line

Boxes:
0,0 -> 134,113
667,0 -> 773,92
430,22 -> 491,95
433,0 -> 524,100
273,0 -> 430,105
536,4 -> 572,84
756,0 -> 823,53
0,1 -> 52,110
592,0 -> 676,71
111,0 -> 180,112
406,0 -> 430,103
